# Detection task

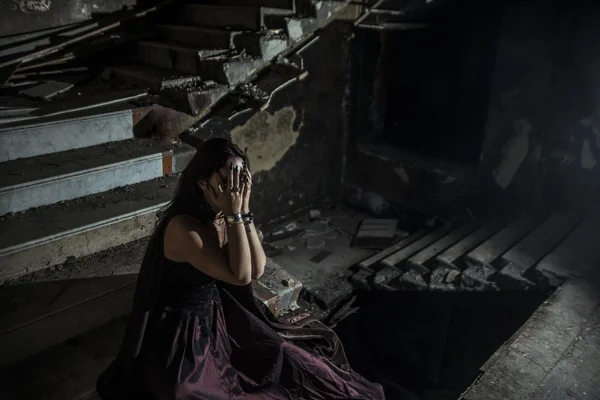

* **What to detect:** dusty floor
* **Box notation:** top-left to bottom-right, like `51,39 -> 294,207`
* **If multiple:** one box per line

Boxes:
2,206 -> 600,400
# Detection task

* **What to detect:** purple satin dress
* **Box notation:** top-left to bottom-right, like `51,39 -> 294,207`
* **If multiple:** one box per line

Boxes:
97,219 -> 385,400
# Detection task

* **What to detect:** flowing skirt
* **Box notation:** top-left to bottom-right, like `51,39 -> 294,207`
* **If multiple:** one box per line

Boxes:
139,288 -> 385,400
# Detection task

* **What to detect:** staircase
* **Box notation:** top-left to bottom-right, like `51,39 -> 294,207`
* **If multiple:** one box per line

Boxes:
0,1 -> 450,397
0,1 -> 350,396
106,0 -> 347,116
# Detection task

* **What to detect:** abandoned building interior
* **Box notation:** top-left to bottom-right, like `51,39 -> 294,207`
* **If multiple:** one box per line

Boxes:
1,0 -> 600,398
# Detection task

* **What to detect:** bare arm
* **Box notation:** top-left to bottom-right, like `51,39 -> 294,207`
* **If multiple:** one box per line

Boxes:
242,216 -> 266,279
164,216 -> 253,285
240,167 -> 266,279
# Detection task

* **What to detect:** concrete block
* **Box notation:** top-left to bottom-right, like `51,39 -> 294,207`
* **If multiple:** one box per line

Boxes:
197,57 -> 263,86
350,268 -> 373,290
373,266 -> 402,291
397,270 -> 428,291
233,32 -> 288,60
253,258 -> 302,316
428,267 -> 456,291
461,264 -> 498,291
160,81 -> 229,116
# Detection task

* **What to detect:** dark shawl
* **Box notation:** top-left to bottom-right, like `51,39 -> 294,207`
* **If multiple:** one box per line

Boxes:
96,220 -> 350,400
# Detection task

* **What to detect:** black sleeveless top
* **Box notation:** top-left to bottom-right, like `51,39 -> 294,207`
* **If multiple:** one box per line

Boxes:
156,258 -> 221,312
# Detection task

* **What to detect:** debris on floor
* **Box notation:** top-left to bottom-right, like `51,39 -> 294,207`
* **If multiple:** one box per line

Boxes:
351,218 -> 399,249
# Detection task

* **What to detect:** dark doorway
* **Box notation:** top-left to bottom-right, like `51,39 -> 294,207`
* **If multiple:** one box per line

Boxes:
354,0 -> 503,166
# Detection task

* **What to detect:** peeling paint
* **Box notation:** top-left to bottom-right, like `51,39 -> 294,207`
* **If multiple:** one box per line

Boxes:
231,106 -> 302,173
581,139 -> 597,169
493,118 -> 532,189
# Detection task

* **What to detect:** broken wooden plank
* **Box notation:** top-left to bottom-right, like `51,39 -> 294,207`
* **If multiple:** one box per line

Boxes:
407,221 -> 480,274
355,228 -> 429,272
466,218 -> 538,268
351,218 -> 398,249
435,220 -> 506,270
501,213 -> 582,272
379,225 -> 455,270
536,210 -> 600,281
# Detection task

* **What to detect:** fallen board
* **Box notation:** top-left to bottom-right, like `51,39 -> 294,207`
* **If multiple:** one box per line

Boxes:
351,218 -> 398,249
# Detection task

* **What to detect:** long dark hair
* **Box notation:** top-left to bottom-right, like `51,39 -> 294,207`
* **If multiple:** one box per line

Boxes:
158,138 -> 248,224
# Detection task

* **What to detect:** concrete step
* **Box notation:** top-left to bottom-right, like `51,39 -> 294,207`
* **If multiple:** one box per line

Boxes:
378,225 -> 455,271
0,174 -> 183,282
0,139 -> 194,216
0,107 -> 139,163
182,4 -> 263,31
110,64 -> 202,92
264,2 -> 346,41
155,25 -> 288,61
4,315 -> 127,400
406,221 -> 481,274
2,258 -> 303,398
0,275 -> 136,368
155,24 -> 236,49
136,40 -> 229,75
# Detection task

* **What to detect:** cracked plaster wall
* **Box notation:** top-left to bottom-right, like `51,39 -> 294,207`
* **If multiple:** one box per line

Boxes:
226,22 -> 351,223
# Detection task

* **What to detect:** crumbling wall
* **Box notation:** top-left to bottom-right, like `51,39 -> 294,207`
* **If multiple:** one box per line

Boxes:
0,0 -> 136,38
228,22 -> 351,223
480,0 -> 600,210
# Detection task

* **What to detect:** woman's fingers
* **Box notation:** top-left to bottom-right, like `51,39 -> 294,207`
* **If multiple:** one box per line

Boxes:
245,168 -> 252,187
233,165 -> 241,191
229,164 -> 235,192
